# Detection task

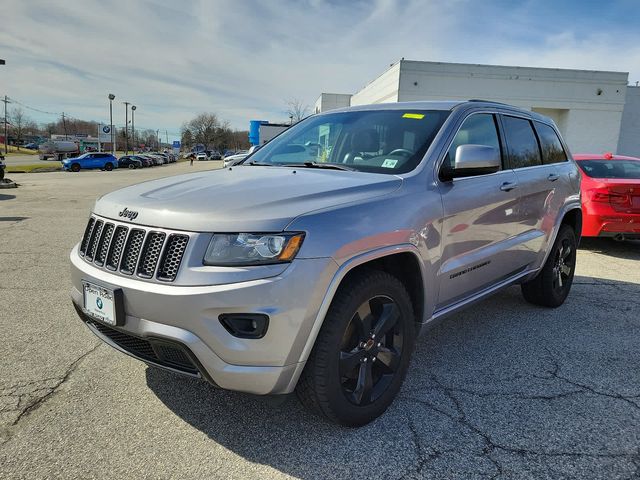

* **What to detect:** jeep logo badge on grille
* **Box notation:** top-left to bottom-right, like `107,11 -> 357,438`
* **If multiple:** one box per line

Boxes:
118,208 -> 139,221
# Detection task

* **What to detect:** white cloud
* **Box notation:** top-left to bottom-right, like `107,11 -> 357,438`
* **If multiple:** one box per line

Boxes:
1,0 -> 639,137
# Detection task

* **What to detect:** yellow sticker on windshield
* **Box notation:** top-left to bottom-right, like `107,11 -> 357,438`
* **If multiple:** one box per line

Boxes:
402,113 -> 425,119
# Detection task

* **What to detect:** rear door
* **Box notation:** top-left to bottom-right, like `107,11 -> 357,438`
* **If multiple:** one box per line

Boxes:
500,116 -> 567,266
436,112 -> 527,310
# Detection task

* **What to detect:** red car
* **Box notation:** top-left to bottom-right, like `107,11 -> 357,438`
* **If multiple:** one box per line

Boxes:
574,153 -> 640,239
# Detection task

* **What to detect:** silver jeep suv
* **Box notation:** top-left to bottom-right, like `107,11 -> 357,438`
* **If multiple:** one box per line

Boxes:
70,101 -> 581,426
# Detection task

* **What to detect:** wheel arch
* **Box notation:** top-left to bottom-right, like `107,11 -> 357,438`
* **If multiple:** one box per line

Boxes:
561,207 -> 583,244
296,244 -> 428,366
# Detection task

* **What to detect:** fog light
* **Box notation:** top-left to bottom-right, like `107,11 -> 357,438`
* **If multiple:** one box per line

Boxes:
219,313 -> 269,339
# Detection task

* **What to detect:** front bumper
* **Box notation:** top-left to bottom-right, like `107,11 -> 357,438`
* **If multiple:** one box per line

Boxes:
70,245 -> 337,394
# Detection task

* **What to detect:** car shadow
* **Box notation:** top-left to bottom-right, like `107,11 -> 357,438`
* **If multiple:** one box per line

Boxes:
0,194 -> 16,201
146,275 -> 640,479
579,237 -> 640,260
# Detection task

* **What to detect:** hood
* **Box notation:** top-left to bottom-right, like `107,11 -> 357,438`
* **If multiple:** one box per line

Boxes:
93,165 -> 402,232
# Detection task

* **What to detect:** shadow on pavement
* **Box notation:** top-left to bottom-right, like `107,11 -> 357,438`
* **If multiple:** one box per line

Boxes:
0,194 -> 16,201
146,276 -> 640,479
579,237 -> 640,260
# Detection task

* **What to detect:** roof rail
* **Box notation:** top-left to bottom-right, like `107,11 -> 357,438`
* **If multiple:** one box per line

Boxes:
467,99 -> 511,106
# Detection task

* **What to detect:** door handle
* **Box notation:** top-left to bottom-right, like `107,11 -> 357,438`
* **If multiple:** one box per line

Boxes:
500,182 -> 518,192
547,173 -> 560,182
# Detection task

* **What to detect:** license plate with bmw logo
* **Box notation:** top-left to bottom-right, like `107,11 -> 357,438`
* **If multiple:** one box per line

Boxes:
83,281 -> 117,326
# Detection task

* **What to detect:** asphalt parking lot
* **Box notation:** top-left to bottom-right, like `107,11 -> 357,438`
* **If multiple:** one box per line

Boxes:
1,163 -> 639,479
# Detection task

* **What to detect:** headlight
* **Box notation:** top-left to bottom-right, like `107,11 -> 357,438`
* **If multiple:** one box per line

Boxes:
203,232 -> 305,266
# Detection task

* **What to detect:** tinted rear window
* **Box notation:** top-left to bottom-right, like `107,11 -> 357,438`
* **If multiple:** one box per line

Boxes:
534,122 -> 567,164
577,159 -> 640,179
502,116 -> 542,168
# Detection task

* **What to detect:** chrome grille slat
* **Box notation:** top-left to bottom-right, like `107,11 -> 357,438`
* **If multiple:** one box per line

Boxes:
120,229 -> 146,275
78,216 -> 190,282
79,218 -> 96,256
85,220 -> 104,261
157,234 -> 189,282
95,223 -> 115,266
106,225 -> 128,271
137,232 -> 166,278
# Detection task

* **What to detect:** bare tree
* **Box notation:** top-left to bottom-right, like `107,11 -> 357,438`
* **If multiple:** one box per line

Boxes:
10,107 -> 30,150
285,98 -> 310,123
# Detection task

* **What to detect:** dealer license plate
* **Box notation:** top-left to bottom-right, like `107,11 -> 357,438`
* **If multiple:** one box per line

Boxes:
83,282 -> 116,326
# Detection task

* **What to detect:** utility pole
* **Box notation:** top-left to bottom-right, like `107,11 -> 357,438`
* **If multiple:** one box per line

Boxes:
62,112 -> 68,140
108,94 -> 115,155
165,130 -> 168,149
156,129 -> 159,150
2,95 -> 9,154
0,60 -> 5,154
123,102 -> 130,155
131,105 -> 136,153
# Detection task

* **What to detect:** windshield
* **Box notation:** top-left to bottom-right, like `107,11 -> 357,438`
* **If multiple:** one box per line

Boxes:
577,159 -> 640,179
246,109 -> 450,174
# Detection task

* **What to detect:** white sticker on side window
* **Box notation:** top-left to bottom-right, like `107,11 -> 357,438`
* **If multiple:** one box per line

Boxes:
381,159 -> 398,168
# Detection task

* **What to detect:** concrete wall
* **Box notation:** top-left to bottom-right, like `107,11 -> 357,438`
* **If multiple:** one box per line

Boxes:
617,86 -> 640,156
314,93 -> 352,113
370,60 -> 628,155
350,62 -> 401,106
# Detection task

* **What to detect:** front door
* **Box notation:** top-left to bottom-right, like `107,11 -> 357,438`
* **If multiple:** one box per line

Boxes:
436,113 -> 529,310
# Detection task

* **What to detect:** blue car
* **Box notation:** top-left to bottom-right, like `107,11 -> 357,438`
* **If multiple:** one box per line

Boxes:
62,153 -> 119,172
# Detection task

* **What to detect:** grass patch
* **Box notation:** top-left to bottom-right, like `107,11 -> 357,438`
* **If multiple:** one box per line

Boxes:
2,145 -> 39,155
6,164 -> 62,173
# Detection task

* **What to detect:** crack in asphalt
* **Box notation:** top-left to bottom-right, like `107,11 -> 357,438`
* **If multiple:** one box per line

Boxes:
0,343 -> 101,443
399,362 -> 640,479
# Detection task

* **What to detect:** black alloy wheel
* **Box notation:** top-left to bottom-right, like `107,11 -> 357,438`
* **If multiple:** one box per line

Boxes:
552,238 -> 573,293
296,270 -> 416,426
339,295 -> 403,406
521,224 -> 577,307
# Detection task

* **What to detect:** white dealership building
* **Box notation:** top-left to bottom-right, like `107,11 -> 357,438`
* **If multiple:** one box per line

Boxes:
315,60 -> 640,157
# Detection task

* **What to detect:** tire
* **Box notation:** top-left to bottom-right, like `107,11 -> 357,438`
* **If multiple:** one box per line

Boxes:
296,270 -> 416,427
104,162 -> 113,171
128,164 -> 135,169
0,168 -> 4,180
521,224 -> 577,307
70,163 -> 81,172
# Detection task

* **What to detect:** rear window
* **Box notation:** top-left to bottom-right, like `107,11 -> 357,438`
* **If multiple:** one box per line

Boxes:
502,116 -> 542,169
577,159 -> 640,179
534,122 -> 567,164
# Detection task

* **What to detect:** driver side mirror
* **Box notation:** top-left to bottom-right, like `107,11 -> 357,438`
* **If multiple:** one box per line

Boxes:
441,144 -> 501,180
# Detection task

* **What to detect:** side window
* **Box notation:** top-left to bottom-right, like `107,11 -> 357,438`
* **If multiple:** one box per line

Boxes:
444,114 -> 501,171
534,122 -> 567,164
502,116 -> 542,168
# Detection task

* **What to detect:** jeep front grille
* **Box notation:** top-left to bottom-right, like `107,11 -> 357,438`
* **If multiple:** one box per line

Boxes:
78,215 -> 190,282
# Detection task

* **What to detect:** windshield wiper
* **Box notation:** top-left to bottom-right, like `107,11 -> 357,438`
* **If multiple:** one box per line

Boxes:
288,162 -> 355,171
247,161 -> 274,166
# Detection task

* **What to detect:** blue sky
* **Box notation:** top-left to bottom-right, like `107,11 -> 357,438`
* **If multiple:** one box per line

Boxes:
1,0 -> 639,139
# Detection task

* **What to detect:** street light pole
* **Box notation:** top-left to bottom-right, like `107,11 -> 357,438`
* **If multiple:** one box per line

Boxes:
131,105 -> 136,153
108,94 -> 115,155
123,101 -> 130,155
2,59 -> 8,154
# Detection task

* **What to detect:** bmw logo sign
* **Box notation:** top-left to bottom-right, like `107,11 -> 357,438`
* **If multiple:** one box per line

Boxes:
102,125 -> 111,134
96,298 -> 103,309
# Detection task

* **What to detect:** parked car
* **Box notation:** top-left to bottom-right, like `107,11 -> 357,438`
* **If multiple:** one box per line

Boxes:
196,152 -> 208,161
24,142 -> 39,150
118,156 -> 143,169
69,100 -> 581,426
62,152 -> 118,172
0,153 -> 5,180
208,151 -> 222,160
574,153 -> 640,239
130,155 -> 152,168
